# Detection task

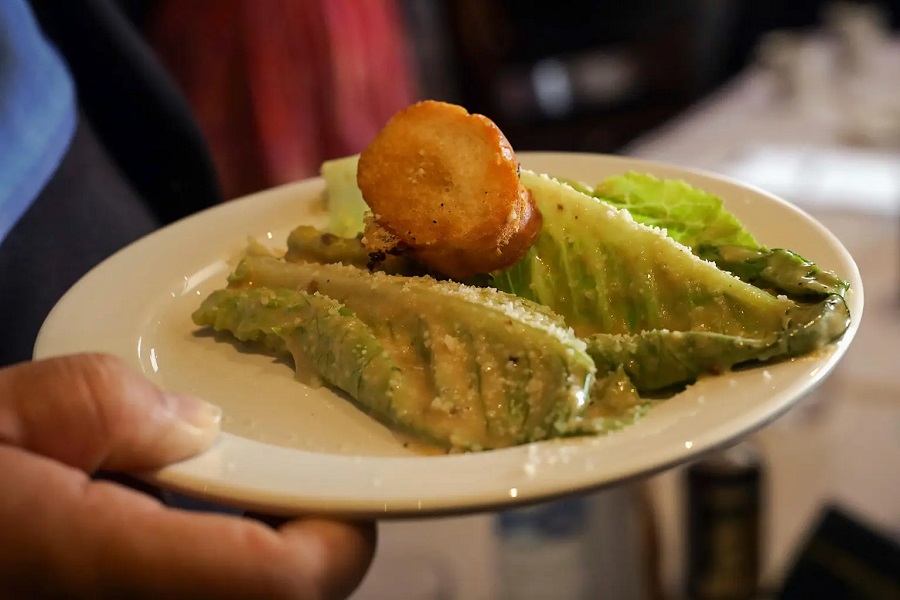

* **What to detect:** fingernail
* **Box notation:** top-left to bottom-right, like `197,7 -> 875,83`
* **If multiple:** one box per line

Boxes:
167,392 -> 223,431
162,393 -> 223,457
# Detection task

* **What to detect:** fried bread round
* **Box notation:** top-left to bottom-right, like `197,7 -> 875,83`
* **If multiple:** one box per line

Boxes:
357,100 -> 541,278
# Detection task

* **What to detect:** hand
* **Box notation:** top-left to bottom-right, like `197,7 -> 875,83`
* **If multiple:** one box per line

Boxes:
0,354 -> 376,599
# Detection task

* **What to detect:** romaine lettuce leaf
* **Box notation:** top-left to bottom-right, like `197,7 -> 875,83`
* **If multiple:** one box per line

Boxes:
492,171 -> 793,338
210,256 -> 600,450
321,155 -> 367,237
576,172 -> 761,250
696,244 -> 850,299
510,172 -> 851,392
586,329 -> 775,393
586,294 -> 850,393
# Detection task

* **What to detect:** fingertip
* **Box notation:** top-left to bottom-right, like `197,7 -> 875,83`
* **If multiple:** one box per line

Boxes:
98,390 -> 221,472
155,392 -> 223,460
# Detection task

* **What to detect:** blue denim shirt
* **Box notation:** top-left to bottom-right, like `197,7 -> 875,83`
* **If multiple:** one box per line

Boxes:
0,0 -> 75,244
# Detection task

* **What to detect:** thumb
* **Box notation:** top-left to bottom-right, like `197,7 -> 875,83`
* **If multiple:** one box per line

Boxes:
0,354 -> 221,472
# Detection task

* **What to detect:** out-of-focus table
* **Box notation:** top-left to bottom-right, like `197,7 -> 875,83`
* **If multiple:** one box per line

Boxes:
349,36 -> 900,600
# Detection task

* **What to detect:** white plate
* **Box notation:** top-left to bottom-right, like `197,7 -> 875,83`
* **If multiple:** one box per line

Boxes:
34,152 -> 863,518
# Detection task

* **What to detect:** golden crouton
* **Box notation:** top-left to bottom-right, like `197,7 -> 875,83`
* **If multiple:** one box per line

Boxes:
357,100 -> 541,278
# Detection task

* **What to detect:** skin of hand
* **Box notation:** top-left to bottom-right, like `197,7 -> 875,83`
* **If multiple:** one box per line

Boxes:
0,354 -> 376,600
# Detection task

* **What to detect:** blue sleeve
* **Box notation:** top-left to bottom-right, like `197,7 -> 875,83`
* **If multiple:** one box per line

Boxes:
0,0 -> 76,244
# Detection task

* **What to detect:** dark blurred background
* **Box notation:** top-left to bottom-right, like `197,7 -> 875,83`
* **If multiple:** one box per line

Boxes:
416,0 -> 900,153
99,0 -> 900,200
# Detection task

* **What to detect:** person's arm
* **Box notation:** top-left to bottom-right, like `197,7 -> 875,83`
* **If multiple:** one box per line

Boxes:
0,354 -> 375,600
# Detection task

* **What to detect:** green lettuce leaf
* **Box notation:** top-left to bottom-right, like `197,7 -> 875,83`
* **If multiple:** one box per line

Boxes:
574,172 -> 761,250
206,256 -> 602,450
696,244 -> 850,299
492,171 -> 794,338
321,155 -> 367,237
586,294 -> 850,393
